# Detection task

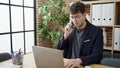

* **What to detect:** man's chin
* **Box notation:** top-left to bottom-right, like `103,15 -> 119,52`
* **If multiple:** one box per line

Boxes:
76,25 -> 81,27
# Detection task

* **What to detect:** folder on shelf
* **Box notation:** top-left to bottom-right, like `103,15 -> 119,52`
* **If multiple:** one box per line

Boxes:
102,3 -> 114,26
107,3 -> 114,26
101,4 -> 107,26
92,4 -> 102,26
114,28 -> 120,50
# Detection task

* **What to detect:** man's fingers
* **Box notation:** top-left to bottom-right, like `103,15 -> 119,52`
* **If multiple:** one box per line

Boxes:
64,61 -> 70,67
66,28 -> 69,31
65,62 -> 73,68
64,59 -> 81,68
70,64 -> 75,68
64,60 -> 74,68
65,23 -> 72,30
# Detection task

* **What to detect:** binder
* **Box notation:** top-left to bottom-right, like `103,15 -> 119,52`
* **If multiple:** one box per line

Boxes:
107,3 -> 114,26
114,28 -> 120,50
102,3 -> 114,26
92,4 -> 102,26
101,4 -> 107,26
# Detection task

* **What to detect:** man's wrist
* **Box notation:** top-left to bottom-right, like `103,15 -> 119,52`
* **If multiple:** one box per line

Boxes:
76,58 -> 82,64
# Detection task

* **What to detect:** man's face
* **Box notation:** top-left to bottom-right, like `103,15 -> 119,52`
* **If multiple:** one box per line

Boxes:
70,12 -> 86,28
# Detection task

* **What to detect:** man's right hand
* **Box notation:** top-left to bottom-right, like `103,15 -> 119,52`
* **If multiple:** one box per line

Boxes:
64,23 -> 73,40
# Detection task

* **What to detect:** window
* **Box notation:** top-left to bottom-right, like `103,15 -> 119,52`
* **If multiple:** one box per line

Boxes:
0,34 -> 11,53
0,0 -> 35,54
11,6 -> 23,32
0,0 -> 9,3
11,0 -> 23,5
24,0 -> 34,7
0,5 -> 10,33
12,33 -> 24,52
24,8 -> 34,30
25,32 -> 34,53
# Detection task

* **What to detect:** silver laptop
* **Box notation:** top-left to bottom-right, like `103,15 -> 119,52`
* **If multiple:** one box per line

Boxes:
32,46 -> 64,68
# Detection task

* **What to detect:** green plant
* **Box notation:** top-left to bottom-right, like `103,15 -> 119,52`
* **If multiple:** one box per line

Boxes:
38,24 -> 50,39
38,0 -> 69,45
49,30 -> 62,44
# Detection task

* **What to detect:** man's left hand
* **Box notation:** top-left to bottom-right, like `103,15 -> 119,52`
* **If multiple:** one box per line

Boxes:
64,58 -> 82,68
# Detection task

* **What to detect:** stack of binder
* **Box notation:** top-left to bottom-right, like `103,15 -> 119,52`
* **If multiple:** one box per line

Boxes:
92,3 -> 114,26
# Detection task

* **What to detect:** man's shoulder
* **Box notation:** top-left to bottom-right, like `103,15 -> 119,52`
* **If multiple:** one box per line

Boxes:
87,22 -> 102,32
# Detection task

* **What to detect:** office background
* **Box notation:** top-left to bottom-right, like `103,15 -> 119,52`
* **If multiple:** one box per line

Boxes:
0,0 -> 120,58
36,0 -> 120,58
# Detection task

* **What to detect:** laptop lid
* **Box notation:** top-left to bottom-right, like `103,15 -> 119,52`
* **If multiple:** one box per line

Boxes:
32,46 -> 64,68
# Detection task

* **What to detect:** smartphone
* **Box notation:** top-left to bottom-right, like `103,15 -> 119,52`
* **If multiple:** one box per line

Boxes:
70,20 -> 74,28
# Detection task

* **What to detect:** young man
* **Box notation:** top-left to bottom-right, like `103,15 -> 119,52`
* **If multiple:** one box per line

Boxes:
56,1 -> 103,68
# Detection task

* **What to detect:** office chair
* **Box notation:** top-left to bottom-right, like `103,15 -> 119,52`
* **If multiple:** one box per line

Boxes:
0,52 -> 11,62
103,51 -> 111,58
100,58 -> 120,68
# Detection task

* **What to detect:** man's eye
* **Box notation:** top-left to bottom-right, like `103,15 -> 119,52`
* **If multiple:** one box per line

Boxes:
76,16 -> 80,18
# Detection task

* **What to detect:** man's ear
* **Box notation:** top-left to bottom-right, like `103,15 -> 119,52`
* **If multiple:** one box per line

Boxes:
83,13 -> 86,17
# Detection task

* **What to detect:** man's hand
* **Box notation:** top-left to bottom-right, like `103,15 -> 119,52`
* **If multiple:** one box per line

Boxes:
64,58 -> 82,68
64,23 -> 73,40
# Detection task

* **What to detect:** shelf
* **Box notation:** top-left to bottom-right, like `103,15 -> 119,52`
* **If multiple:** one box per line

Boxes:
114,25 -> 120,28
96,25 -> 113,28
83,0 -> 120,58
104,46 -> 112,50
113,49 -> 120,52
83,0 -> 114,4
115,0 -> 120,2
85,4 -> 90,15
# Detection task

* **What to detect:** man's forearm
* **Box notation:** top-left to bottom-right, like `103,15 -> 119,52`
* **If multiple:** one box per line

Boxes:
56,35 -> 68,49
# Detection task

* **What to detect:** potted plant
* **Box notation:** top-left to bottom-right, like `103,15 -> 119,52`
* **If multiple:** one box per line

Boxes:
38,0 -> 69,47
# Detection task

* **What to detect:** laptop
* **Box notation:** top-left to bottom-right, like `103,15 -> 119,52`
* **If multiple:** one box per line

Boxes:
32,46 -> 64,68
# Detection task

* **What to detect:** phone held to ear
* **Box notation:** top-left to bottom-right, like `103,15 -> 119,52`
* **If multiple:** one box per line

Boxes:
70,20 -> 74,28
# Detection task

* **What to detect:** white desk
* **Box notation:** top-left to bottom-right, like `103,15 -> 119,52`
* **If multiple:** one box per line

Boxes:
0,53 -> 114,68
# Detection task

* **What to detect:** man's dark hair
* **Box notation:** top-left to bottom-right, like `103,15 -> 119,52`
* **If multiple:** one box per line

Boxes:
70,1 -> 86,14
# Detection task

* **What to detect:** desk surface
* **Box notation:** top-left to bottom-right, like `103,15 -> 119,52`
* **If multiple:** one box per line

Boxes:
0,53 -> 113,68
